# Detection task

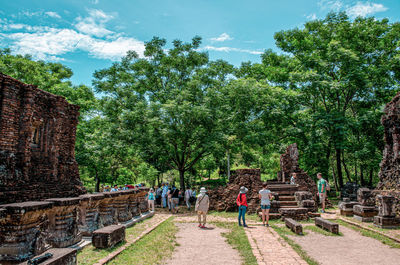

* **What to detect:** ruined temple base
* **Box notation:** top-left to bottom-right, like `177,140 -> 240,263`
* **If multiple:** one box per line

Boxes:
373,216 -> 400,229
353,205 -> 378,222
20,248 -> 77,265
354,215 -> 374,222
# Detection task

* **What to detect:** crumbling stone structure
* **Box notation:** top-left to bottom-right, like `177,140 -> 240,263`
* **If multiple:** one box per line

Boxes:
375,91 -> 400,216
353,188 -> 378,222
0,73 -> 85,203
277,143 -> 318,199
373,195 -> 400,228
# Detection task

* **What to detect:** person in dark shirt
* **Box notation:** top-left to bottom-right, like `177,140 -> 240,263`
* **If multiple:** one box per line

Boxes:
170,186 -> 180,214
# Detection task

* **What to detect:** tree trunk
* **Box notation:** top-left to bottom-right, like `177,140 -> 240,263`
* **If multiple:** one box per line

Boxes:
179,169 -> 185,191
369,168 -> 373,187
336,148 -> 344,188
360,166 -> 364,186
227,150 -> 231,180
341,150 -> 352,183
95,169 -> 100,192
331,159 -> 339,196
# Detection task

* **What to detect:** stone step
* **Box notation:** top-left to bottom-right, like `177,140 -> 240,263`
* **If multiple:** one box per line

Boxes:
274,190 -> 296,195
279,196 -> 296,201
279,201 -> 298,207
268,184 -> 298,191
280,205 -> 300,208
258,212 -> 281,220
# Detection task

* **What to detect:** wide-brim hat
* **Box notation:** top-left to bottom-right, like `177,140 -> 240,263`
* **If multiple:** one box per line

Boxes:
200,187 -> 207,193
240,186 -> 248,193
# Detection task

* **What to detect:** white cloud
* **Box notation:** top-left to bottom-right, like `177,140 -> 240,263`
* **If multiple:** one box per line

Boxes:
306,13 -> 317,20
75,9 -> 114,37
210,33 -> 233,42
202,45 -> 262,55
45,11 -> 61,19
92,0 -> 99,4
318,0 -> 343,11
5,28 -> 145,61
346,2 -> 388,17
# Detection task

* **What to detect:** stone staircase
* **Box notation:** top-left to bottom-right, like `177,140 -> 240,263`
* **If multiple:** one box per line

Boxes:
258,181 -> 320,220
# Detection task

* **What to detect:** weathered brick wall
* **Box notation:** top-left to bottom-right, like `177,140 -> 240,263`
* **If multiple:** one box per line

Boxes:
376,92 -> 400,215
0,73 -> 85,204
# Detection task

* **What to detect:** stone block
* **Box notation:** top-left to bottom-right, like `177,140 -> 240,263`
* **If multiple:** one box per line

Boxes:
373,216 -> 400,229
315,217 -> 339,234
294,191 -> 313,202
279,207 -> 309,221
357,188 -> 375,206
353,205 -> 378,217
99,192 -> 119,227
78,193 -> 104,236
299,199 -> 315,208
339,201 -> 359,216
115,190 -> 135,222
45,197 -> 82,248
21,248 -> 77,265
285,218 -> 303,234
377,195 -> 396,217
0,201 -> 53,263
92,225 -> 126,249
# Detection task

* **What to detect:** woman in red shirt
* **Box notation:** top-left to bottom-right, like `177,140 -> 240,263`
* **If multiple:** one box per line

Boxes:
236,186 -> 248,227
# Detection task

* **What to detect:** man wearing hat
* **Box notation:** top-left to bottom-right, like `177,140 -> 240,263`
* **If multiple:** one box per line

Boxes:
195,187 -> 209,228
236,186 -> 248,227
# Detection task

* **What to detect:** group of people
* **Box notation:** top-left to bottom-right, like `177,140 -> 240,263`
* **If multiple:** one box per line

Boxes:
145,173 -> 329,228
102,183 -> 143,192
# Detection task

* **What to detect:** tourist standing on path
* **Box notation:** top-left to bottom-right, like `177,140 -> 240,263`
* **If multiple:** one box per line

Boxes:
236,186 -> 248,227
259,183 -> 273,227
317,173 -> 327,213
184,187 -> 193,210
195,187 -> 209,228
156,186 -> 162,206
170,186 -> 180,214
147,188 -> 156,212
162,183 -> 169,208
290,173 -> 297,185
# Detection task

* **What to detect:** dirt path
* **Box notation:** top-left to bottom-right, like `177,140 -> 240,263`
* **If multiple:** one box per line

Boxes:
289,225 -> 400,265
245,226 -> 307,265
165,222 -> 242,265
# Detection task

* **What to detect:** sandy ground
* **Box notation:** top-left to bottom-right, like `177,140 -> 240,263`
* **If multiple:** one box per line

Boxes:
164,222 -> 242,265
289,226 -> 400,265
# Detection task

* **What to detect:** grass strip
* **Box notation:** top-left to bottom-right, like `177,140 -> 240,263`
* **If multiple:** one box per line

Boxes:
304,225 -> 343,236
335,219 -> 400,248
77,216 -> 162,265
215,222 -> 258,265
109,217 -> 178,264
272,224 -> 319,265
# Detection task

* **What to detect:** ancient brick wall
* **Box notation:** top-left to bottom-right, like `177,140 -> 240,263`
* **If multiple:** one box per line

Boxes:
277,143 -> 318,198
0,73 -> 85,204
376,92 -> 400,215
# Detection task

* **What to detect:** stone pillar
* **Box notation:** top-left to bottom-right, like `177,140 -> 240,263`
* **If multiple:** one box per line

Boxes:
137,188 -> 149,214
45,197 -> 82,248
294,191 -> 316,213
353,188 -> 378,222
338,197 -> 360,216
373,195 -> 400,229
99,192 -> 119,227
129,190 -> 140,218
0,201 -> 53,263
78,193 -> 104,236
115,190 -> 134,223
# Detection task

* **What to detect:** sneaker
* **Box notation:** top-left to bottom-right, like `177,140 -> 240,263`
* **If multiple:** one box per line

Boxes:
201,225 -> 206,228
266,224 -> 270,227
239,223 -> 242,226
243,224 -> 248,228
320,210 -> 325,213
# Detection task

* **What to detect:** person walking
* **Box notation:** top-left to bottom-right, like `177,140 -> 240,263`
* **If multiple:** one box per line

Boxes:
195,187 -> 209,228
185,187 -> 193,210
259,183 -> 273,227
317,173 -> 327,213
147,188 -> 155,212
161,183 -> 169,208
236,186 -> 248,227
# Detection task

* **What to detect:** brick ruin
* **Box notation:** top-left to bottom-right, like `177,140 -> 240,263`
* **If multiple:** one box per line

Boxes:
0,74 -> 151,264
374,91 -> 400,217
277,143 -> 318,199
0,73 -> 85,203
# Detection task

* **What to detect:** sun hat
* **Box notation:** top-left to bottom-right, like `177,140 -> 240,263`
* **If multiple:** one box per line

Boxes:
240,186 -> 248,193
200,187 -> 207,193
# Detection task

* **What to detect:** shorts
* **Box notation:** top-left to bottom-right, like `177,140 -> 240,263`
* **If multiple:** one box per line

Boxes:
319,193 -> 326,201
261,204 -> 271,210
171,198 -> 179,208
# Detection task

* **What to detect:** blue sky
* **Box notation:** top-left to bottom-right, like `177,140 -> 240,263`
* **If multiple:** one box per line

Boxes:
0,0 -> 399,86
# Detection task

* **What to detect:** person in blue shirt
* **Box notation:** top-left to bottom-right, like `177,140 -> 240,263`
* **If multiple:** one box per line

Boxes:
162,183 -> 169,208
147,188 -> 155,212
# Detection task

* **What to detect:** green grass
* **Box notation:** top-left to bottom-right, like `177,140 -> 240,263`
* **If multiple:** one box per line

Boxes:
77,216 -> 164,265
272,225 -> 319,265
304,225 -> 343,236
215,222 -> 258,265
208,210 -> 278,223
335,219 -> 400,249
109,217 -> 178,264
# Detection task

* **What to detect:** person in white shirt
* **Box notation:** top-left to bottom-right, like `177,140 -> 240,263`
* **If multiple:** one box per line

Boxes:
259,183 -> 273,227
290,173 -> 297,185
185,187 -> 193,210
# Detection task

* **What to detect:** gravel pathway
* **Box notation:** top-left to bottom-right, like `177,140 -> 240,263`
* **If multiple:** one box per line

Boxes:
165,222 -> 242,265
289,225 -> 400,265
